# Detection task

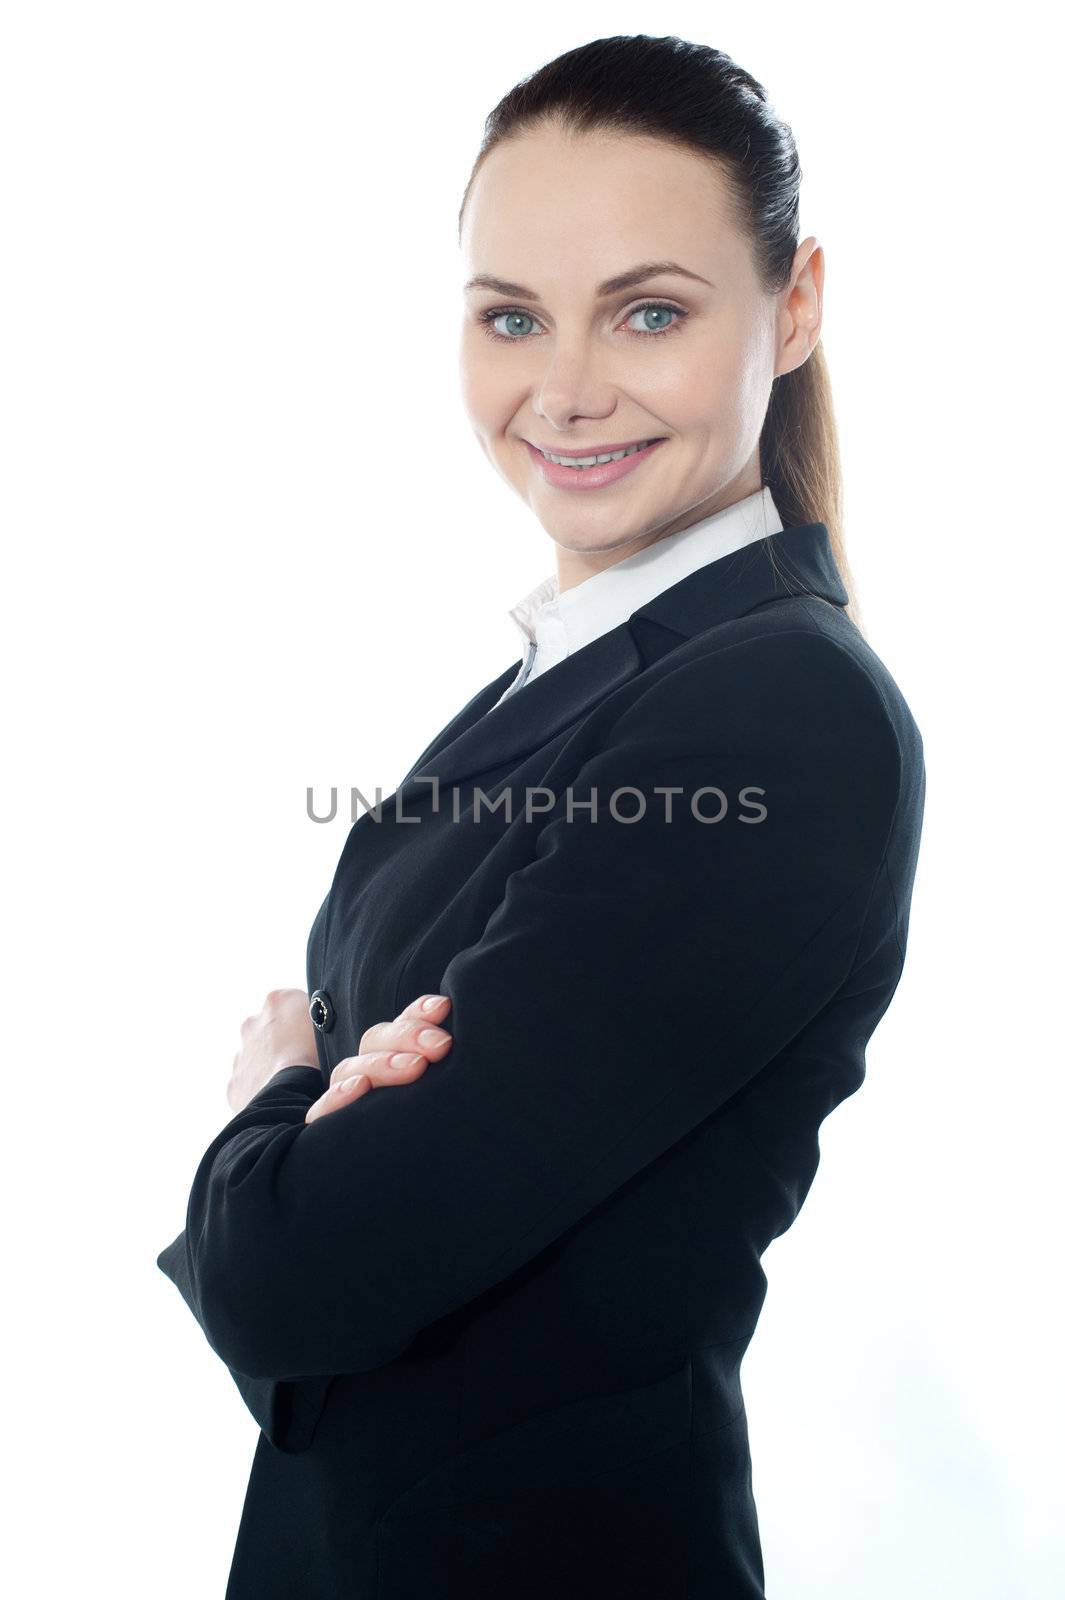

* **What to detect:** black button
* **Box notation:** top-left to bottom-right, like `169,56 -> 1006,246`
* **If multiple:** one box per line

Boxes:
309,988 -> 334,1032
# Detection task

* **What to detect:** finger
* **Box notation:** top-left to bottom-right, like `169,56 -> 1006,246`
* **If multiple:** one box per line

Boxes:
308,1047 -> 430,1124
328,1049 -> 430,1092
305,1068 -> 374,1123
307,1043 -> 431,1120
359,998 -> 453,1062
399,993 -> 452,1021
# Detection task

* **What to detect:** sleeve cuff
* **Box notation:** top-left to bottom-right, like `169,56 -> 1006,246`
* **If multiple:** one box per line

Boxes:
255,1063 -> 326,1100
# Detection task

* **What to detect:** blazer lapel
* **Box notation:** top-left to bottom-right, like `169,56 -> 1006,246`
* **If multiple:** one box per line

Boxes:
379,521 -> 847,815
378,624 -> 644,819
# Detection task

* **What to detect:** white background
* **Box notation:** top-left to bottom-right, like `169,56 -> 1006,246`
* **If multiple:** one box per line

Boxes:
2,3 -> 1060,1595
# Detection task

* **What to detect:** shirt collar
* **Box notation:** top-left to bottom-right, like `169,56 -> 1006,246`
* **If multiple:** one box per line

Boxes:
506,484 -> 784,658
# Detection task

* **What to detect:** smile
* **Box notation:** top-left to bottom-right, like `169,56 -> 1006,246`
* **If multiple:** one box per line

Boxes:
535,439 -> 660,470
523,435 -> 667,492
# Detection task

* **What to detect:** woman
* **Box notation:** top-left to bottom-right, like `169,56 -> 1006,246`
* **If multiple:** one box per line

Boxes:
158,34 -> 926,1599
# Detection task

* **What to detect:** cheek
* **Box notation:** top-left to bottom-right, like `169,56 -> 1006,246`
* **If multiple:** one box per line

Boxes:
631,325 -> 742,431
643,365 -> 725,440
456,330 -> 486,422
720,313 -> 778,435
658,330 -> 762,444
458,327 -> 517,435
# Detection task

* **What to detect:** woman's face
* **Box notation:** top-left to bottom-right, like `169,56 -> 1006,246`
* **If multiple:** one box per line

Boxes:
458,124 -> 821,583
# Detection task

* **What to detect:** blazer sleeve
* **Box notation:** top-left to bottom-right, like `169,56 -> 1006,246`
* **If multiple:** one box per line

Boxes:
157,630 -> 904,1386
156,1082 -> 333,1454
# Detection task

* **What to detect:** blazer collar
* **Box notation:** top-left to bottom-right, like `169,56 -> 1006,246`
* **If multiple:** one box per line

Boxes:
381,521 -> 847,810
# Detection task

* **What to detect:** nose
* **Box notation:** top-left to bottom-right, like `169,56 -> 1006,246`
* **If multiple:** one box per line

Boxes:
531,330 -> 621,434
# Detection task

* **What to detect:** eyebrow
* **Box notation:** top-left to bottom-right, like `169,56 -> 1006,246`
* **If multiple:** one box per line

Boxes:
463,260 -> 716,298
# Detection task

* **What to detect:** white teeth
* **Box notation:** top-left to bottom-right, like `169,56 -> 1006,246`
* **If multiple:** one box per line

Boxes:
540,440 -> 656,469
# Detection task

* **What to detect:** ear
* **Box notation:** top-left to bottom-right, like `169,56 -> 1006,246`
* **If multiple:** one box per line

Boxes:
775,236 -> 824,377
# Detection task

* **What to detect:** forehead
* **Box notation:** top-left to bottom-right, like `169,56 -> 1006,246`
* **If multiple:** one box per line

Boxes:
462,127 -> 746,283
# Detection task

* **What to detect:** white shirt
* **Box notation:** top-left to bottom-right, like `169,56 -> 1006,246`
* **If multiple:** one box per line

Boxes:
492,483 -> 784,709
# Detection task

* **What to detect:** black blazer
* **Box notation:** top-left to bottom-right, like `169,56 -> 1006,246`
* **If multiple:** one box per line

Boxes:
157,520 -> 925,1599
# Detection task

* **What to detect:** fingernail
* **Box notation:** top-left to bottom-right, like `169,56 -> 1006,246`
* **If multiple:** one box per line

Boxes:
339,1073 -> 365,1093
391,1053 -> 422,1069
418,1027 -> 449,1048
421,995 -> 446,1011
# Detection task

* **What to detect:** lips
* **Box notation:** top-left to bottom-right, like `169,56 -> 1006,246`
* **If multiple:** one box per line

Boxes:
528,437 -> 663,461
523,435 -> 666,491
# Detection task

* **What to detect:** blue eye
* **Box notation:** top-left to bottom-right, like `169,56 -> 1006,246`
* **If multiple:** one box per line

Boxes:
478,301 -> 688,343
487,310 -> 540,340
627,304 -> 680,334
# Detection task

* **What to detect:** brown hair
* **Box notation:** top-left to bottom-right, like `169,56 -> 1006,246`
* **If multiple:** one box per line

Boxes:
458,33 -> 863,633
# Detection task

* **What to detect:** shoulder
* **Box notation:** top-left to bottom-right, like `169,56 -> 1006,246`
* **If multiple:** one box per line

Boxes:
621,601 -> 910,761
559,604 -> 910,885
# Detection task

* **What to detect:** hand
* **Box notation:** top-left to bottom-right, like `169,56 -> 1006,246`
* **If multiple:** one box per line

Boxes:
304,993 -> 453,1124
228,988 -> 320,1113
